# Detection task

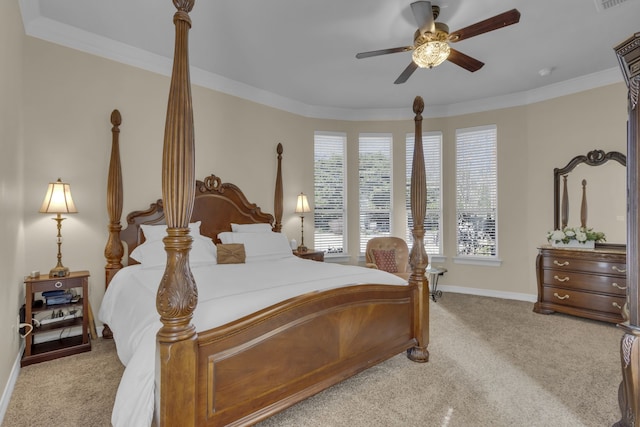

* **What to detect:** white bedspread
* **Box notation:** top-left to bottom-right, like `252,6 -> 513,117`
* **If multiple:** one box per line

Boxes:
98,255 -> 407,427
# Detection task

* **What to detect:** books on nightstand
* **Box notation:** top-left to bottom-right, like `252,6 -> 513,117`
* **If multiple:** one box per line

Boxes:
42,290 -> 73,305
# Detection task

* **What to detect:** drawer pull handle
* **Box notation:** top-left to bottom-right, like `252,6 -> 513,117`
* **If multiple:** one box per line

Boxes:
553,260 -> 569,266
553,275 -> 570,282
613,302 -> 623,310
612,283 -> 627,290
612,266 -> 627,273
54,281 -> 63,288
554,292 -> 570,300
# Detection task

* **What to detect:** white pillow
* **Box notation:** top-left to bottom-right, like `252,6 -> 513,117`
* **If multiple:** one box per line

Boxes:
217,231 -> 293,262
230,223 -> 273,233
140,221 -> 202,242
217,231 -> 235,244
130,233 -> 217,268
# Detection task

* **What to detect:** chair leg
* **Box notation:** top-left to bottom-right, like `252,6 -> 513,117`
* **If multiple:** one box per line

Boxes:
428,271 -> 445,302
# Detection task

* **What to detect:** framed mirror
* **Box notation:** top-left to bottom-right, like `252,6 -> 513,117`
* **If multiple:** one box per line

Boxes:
553,149 -> 627,245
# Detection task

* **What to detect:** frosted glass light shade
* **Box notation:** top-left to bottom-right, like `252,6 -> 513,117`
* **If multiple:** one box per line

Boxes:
412,41 -> 450,69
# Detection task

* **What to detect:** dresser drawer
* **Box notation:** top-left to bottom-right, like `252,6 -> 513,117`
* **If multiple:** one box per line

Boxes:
542,286 -> 626,315
542,270 -> 626,296
536,247 -> 627,323
30,276 -> 84,293
541,256 -> 626,276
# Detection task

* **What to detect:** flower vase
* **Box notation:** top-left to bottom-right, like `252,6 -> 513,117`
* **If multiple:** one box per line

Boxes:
551,240 -> 595,249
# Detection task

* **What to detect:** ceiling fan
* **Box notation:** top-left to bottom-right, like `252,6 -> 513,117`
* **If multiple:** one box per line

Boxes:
355,1 -> 521,84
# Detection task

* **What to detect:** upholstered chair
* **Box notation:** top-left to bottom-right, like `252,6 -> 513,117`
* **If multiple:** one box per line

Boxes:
365,236 -> 410,280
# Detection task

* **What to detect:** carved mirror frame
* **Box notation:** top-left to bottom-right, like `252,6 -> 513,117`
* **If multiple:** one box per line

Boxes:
553,149 -> 626,239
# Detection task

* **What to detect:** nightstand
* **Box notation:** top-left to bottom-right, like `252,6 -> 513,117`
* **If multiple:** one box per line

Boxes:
293,250 -> 325,262
22,270 -> 91,366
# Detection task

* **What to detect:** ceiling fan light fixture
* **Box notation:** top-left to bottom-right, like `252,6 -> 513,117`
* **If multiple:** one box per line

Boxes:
412,41 -> 450,68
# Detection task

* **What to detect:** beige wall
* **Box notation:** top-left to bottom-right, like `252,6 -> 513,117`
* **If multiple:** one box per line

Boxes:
0,3 -> 630,414
0,0 -> 25,410
19,36 -> 630,320
432,88 -> 628,296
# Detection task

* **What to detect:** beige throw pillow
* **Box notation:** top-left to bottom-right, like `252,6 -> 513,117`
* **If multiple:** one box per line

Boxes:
216,243 -> 246,264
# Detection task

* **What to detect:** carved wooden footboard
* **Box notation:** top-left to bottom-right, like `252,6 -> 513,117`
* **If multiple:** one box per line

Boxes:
196,284 -> 416,426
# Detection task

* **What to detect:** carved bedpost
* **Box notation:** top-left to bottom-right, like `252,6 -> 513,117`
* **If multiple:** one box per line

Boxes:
614,32 -> 640,427
406,96 -> 430,363
156,1 -> 198,426
105,109 -> 124,285
273,143 -> 283,232
103,109 -> 124,339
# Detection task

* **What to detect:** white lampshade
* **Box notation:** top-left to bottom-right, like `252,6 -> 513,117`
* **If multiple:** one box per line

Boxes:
295,193 -> 311,214
39,178 -> 78,214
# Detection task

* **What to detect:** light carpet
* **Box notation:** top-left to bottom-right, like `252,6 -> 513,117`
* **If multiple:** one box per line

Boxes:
3,293 -> 623,426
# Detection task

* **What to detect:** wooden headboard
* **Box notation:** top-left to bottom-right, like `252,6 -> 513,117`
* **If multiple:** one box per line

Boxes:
120,174 -> 280,265
104,108 -> 284,282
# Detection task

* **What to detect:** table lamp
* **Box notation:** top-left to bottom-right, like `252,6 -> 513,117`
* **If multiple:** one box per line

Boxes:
39,178 -> 77,277
295,192 -> 311,253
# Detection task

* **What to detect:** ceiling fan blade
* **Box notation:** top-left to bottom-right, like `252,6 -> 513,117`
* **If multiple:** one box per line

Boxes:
447,48 -> 484,72
449,9 -> 521,42
411,1 -> 435,35
356,46 -> 414,59
394,62 -> 419,84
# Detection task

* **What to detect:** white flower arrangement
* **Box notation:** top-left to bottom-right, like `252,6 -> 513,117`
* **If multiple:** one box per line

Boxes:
547,227 -> 606,245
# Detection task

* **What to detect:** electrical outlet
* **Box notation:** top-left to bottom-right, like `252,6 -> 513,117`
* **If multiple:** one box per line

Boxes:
15,315 -> 20,333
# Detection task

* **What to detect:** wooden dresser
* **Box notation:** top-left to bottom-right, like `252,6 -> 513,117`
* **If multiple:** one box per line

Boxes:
534,245 -> 626,323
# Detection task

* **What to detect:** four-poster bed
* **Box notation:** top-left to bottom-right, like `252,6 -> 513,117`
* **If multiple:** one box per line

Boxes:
100,1 -> 431,426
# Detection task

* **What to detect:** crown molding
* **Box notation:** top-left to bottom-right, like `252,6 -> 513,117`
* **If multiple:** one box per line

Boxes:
19,3 -> 625,122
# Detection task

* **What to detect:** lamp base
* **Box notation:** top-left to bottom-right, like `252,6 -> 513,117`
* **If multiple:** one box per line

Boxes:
296,245 -> 308,253
49,265 -> 69,278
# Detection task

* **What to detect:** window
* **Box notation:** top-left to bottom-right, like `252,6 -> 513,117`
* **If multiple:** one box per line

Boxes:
359,133 -> 392,253
314,132 -> 347,255
456,125 -> 498,257
406,132 -> 442,255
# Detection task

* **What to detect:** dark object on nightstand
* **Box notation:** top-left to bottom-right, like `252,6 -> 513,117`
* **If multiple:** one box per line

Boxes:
293,250 -> 324,262
22,270 -> 91,366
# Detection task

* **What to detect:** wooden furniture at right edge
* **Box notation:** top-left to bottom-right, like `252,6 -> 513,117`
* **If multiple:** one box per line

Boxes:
614,33 -> 640,427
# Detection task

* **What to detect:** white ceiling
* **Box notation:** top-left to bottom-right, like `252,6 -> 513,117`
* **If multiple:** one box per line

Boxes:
19,0 -> 640,120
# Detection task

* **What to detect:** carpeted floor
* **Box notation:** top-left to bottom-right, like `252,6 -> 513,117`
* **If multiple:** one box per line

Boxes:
3,338 -> 122,427
2,293 -> 623,426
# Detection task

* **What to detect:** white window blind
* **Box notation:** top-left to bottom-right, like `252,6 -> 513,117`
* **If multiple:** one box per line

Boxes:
359,134 -> 392,253
406,132 -> 443,254
314,132 -> 347,255
456,125 -> 498,257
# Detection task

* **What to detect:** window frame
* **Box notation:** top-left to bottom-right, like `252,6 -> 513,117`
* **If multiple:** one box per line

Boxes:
358,133 -> 393,254
454,124 -> 501,266
313,131 -> 348,257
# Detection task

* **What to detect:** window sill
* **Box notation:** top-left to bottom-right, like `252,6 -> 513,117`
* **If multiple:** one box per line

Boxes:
428,255 -> 446,264
453,256 -> 502,267
325,254 -> 351,263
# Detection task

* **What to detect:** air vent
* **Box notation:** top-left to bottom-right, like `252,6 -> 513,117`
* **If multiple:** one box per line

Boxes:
594,0 -> 632,12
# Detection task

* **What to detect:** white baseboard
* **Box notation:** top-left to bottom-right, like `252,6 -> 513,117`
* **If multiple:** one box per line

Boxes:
0,340 -> 24,425
437,284 -> 537,303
